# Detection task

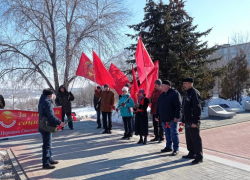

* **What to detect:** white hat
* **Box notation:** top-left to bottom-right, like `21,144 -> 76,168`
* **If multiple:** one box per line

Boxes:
122,87 -> 129,92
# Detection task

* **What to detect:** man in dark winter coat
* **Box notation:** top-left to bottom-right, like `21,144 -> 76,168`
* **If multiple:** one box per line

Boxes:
149,79 -> 163,143
95,84 -> 115,134
155,80 -> 182,156
55,85 -> 74,130
182,78 -> 203,164
94,86 -> 102,128
38,88 -> 65,169
0,94 -> 5,109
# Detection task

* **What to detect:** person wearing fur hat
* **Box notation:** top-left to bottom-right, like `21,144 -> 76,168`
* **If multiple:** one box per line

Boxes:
95,84 -> 115,134
116,87 -> 135,139
38,88 -> 66,169
134,89 -> 149,145
55,85 -> 75,130
155,80 -> 182,156
149,79 -> 164,143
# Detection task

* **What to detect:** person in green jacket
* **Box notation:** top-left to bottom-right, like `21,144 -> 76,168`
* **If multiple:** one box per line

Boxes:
116,87 -> 135,140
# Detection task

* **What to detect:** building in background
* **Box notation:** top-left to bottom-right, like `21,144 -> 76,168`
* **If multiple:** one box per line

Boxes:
209,42 -> 250,94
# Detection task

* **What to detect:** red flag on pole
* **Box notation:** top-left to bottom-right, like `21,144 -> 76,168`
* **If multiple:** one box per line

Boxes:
139,61 -> 159,98
135,36 -> 154,83
93,51 -> 116,88
130,64 -> 139,103
76,52 -> 95,82
109,63 -> 130,95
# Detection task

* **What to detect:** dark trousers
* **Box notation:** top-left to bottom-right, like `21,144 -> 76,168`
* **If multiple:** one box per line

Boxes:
153,115 -> 164,139
62,109 -> 73,129
41,132 -> 52,165
102,112 -> 112,131
96,109 -> 102,127
185,127 -> 203,160
122,116 -> 133,137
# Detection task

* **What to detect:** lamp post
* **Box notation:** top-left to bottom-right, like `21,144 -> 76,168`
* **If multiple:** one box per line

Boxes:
96,0 -> 101,60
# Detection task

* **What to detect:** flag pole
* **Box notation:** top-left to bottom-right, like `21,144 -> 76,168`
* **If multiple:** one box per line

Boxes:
92,49 -> 97,85
96,0 -> 101,60
139,36 -> 150,97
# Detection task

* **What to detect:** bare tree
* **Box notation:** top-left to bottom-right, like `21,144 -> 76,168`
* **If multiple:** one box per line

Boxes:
0,0 -> 130,91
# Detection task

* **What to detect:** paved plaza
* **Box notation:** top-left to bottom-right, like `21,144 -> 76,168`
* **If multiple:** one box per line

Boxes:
1,116 -> 250,180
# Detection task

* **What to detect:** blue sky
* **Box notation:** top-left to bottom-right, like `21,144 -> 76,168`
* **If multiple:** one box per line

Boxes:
126,0 -> 250,47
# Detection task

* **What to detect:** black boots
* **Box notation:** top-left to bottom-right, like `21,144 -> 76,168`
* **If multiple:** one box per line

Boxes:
143,136 -> 147,145
137,136 -> 147,145
137,135 -> 143,144
43,164 -> 55,169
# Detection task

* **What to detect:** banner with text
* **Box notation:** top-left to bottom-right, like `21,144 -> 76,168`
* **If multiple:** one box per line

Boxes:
0,107 -> 62,139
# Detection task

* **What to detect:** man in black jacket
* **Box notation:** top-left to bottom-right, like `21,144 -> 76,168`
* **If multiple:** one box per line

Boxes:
155,80 -> 182,156
55,85 -> 74,130
182,78 -> 203,164
94,86 -> 102,128
38,88 -> 65,169
0,94 -> 5,109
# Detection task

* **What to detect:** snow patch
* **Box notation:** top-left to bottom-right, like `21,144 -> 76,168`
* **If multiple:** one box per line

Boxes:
201,96 -> 249,118
72,107 -> 96,119
241,95 -> 250,109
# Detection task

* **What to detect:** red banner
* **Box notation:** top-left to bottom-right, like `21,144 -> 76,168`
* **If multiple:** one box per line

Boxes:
0,107 -> 62,139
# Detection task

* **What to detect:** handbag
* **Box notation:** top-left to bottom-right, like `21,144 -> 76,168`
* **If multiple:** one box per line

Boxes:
39,115 -> 73,133
39,117 -> 59,133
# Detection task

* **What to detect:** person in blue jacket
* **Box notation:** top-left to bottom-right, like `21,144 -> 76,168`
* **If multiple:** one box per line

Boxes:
116,87 -> 135,140
38,88 -> 65,169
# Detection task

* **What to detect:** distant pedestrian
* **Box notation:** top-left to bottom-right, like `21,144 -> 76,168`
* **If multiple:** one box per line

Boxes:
182,78 -> 203,164
155,80 -> 182,156
134,89 -> 149,145
149,79 -> 164,143
38,88 -> 65,169
116,87 -> 134,140
0,94 -> 5,109
95,84 -> 115,134
94,86 -> 102,129
55,85 -> 74,130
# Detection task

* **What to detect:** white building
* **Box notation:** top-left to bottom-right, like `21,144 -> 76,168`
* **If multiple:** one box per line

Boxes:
209,42 -> 250,94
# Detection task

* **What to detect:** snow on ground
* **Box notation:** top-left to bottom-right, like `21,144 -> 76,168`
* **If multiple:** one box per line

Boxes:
74,106 -> 151,124
201,96 -> 248,118
241,95 -> 250,109
0,150 -> 12,179
72,107 -> 96,119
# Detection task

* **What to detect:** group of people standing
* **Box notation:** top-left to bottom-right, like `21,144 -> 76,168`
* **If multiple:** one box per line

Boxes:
37,77 -> 202,169
93,78 -> 203,165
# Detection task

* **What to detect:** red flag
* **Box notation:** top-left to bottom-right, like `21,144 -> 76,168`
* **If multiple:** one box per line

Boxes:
93,51 -> 116,88
109,63 -> 130,95
130,64 -> 139,103
76,52 -> 95,82
139,61 -> 159,98
135,36 -> 154,83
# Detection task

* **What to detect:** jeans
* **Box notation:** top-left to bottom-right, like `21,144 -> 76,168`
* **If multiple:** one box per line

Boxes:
102,112 -> 112,131
122,116 -> 133,137
41,132 -> 52,165
162,122 -> 179,151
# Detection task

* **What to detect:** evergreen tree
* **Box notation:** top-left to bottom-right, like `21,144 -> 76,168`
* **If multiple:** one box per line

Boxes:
220,50 -> 250,102
126,0 -> 223,99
